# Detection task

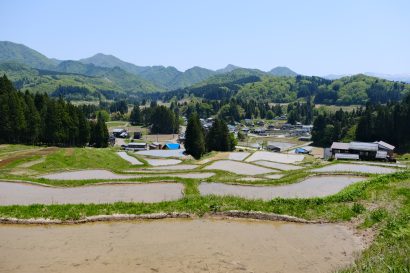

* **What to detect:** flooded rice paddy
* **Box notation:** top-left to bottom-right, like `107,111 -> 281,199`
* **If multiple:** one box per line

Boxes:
246,151 -> 304,164
145,158 -> 182,166
204,160 -> 276,175
39,169 -> 214,180
148,164 -> 198,170
0,181 -> 183,205
199,175 -> 366,199
136,149 -> 185,158
116,152 -> 142,165
228,152 -> 250,161
312,163 -> 397,174
254,160 -> 303,171
40,170 -> 136,180
0,218 -> 363,273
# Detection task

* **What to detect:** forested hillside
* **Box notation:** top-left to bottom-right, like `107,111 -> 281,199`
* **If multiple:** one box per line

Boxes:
1,41 -> 409,104
237,74 -> 410,105
0,62 -> 161,97
0,75 -> 108,147
312,95 -> 410,151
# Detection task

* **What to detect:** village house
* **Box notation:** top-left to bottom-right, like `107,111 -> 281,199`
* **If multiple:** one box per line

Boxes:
330,141 -> 395,161
125,142 -> 147,151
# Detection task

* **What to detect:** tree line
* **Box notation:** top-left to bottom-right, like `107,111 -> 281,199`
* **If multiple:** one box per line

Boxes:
185,113 -> 236,159
129,102 -> 179,134
0,75 -> 108,147
312,94 -> 410,151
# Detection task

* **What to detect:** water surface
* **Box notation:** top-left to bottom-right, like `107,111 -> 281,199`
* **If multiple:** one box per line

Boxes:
0,218 -> 363,273
199,175 -> 365,199
0,181 -> 183,205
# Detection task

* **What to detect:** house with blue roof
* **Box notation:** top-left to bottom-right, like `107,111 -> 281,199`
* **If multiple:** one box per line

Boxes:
162,143 -> 181,150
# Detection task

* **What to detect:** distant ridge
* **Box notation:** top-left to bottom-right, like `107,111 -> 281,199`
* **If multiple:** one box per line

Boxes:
0,41 -> 58,70
269,66 -> 298,76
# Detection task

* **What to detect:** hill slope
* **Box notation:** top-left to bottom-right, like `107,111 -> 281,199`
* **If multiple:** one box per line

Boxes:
0,61 -> 161,95
0,41 -> 58,70
269,66 -> 298,76
81,53 -> 216,90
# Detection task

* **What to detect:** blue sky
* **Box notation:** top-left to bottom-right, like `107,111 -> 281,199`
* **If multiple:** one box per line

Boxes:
1,0 -> 409,75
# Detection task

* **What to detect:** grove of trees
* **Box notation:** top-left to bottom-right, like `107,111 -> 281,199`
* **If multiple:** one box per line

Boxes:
0,75 -> 108,147
312,95 -> 410,151
185,114 -> 236,159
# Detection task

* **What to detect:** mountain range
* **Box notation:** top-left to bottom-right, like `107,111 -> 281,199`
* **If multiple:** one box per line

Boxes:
0,41 -> 299,95
1,41 -> 409,99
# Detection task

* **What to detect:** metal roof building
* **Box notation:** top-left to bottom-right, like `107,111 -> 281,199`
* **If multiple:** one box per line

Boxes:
375,141 -> 395,151
349,142 -> 379,152
331,142 -> 350,150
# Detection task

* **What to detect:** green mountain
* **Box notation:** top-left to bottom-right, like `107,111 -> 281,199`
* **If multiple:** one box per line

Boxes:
0,41 -> 58,70
216,64 -> 241,74
167,66 -> 216,90
79,53 -> 146,74
194,68 -> 266,87
0,61 -> 161,96
80,53 -> 216,90
269,66 -> 298,76
235,74 -> 410,105
55,60 -> 164,93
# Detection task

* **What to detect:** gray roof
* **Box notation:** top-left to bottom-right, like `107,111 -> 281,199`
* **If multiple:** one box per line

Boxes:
375,141 -> 395,151
267,141 -> 294,150
349,142 -> 379,152
331,142 -> 350,150
335,153 -> 359,160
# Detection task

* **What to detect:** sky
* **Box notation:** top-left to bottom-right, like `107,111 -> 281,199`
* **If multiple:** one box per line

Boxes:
1,0 -> 409,75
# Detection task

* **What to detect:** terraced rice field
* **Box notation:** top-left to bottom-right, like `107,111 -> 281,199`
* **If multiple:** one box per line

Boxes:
0,218 -> 364,273
246,151 -> 304,164
199,175 -> 366,199
312,163 -> 397,174
39,170 -> 214,180
0,181 -> 184,205
204,160 -> 276,175
116,152 -> 143,165
253,160 -> 303,171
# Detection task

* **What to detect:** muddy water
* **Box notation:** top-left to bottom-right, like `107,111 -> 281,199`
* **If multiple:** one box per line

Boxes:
254,160 -> 303,170
0,218 -> 363,273
199,175 -> 366,199
312,163 -> 397,174
40,170 -> 137,180
39,169 -> 214,180
204,160 -> 276,175
0,182 -> 183,205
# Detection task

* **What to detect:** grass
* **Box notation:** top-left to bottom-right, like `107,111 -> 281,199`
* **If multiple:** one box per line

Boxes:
0,144 -> 39,157
106,121 -> 128,127
29,147 -> 138,173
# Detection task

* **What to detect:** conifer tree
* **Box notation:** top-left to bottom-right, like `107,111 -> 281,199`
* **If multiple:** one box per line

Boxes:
185,113 -> 205,159
129,103 -> 141,125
